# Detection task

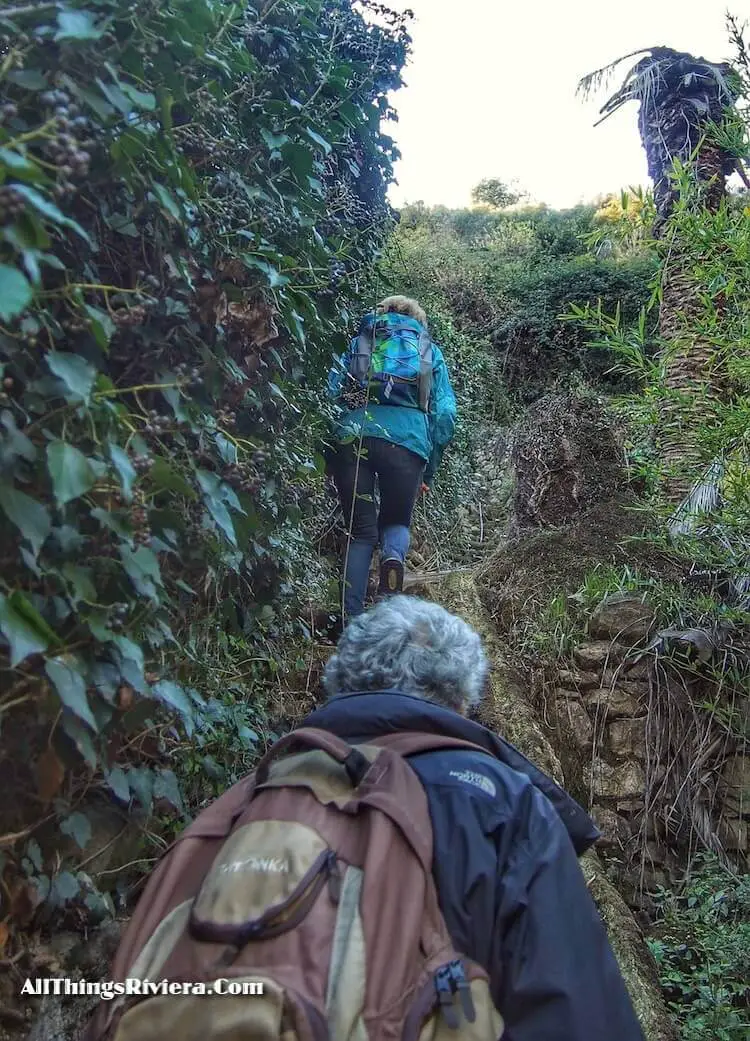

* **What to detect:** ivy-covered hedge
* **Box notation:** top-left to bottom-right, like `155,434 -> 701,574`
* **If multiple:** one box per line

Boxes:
0,0 -> 408,931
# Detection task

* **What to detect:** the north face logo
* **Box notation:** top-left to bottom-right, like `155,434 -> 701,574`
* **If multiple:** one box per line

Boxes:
448,769 -> 497,798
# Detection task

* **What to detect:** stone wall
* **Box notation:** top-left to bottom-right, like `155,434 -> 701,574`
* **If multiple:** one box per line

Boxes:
546,592 -> 749,904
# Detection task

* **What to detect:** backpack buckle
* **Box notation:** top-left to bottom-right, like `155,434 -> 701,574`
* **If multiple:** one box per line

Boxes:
448,961 -> 476,1022
434,968 -> 460,1029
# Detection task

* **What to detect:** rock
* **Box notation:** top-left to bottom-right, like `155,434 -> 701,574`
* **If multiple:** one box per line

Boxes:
584,687 -> 647,720
554,698 -> 594,752
573,640 -> 628,670
552,686 -> 582,701
621,658 -> 654,681
719,754 -> 750,816
616,799 -> 644,817
586,758 -> 646,799
556,668 -> 600,691
593,806 -> 632,849
600,677 -> 651,698
589,593 -> 656,643
608,718 -> 648,759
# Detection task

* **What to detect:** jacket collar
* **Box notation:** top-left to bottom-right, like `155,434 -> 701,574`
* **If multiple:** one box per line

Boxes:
302,690 -> 600,855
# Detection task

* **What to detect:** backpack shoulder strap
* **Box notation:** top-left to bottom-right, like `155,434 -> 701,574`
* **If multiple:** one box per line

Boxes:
368,731 -> 492,759
418,328 -> 433,412
349,323 -> 373,382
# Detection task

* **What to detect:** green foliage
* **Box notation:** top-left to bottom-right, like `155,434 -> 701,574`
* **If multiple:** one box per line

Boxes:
0,0 -> 409,929
648,855 -> 750,1041
470,177 -> 526,210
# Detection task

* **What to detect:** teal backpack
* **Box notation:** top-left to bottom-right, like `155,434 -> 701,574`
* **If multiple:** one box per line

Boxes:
347,311 -> 433,412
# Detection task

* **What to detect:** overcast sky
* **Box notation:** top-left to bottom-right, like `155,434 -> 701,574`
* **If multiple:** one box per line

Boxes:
382,0 -> 741,209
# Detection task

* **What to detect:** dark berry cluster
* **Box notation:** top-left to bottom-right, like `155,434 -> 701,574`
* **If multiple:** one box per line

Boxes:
174,362 -> 202,388
223,463 -> 261,495
216,408 -> 237,428
132,453 -> 153,474
0,102 -> 18,124
38,90 -> 93,196
0,185 -> 25,223
130,490 -> 151,546
142,409 -> 171,436
109,603 -> 129,633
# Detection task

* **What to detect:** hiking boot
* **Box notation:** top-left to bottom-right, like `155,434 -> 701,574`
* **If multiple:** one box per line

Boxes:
378,557 -> 404,597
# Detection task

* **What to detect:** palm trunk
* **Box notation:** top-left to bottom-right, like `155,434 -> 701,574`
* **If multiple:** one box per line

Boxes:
655,140 -> 727,505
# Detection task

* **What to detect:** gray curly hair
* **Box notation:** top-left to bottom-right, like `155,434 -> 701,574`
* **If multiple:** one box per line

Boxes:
322,596 -> 489,712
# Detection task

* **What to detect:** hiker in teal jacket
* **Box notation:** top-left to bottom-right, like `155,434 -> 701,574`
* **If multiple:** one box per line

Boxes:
326,295 -> 457,622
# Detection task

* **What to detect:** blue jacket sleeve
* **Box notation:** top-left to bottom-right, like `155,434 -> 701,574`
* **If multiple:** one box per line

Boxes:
424,344 -> 457,485
493,787 -> 646,1041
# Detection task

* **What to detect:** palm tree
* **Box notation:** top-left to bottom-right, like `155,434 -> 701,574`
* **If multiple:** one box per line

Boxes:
578,46 -> 744,505
579,46 -> 740,233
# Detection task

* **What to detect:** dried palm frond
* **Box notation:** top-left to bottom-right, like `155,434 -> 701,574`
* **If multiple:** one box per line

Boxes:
579,47 -> 738,125
576,47 -> 654,102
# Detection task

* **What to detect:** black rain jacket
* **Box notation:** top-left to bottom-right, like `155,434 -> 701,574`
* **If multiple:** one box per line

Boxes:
302,691 -> 646,1041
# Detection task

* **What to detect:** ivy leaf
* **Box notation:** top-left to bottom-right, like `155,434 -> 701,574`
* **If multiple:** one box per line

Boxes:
0,147 -> 44,184
197,470 -> 237,547
127,766 -> 153,813
119,545 -> 162,601
46,441 -> 97,505
61,713 -> 98,768
0,412 -> 36,465
90,509 -> 131,546
152,680 -> 194,734
0,264 -> 32,322
46,351 -> 96,404
261,129 -> 290,153
305,127 -> 332,155
13,185 -> 91,244
241,255 -> 289,289
83,305 -> 115,351
106,766 -> 130,803
120,83 -> 156,111
55,9 -> 105,42
150,457 -> 196,500
0,592 -> 54,665
51,871 -> 80,905
111,635 -> 146,694
109,443 -> 136,502
151,183 -> 181,221
153,768 -> 184,814
0,481 -> 52,558
59,811 -> 92,851
60,563 -> 97,604
45,656 -> 97,731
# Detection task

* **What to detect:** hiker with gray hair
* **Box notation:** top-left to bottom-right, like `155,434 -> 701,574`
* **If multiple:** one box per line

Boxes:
303,596 -> 646,1041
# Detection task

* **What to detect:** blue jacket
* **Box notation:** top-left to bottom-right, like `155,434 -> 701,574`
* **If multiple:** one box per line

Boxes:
326,322 -> 457,485
303,691 -> 646,1041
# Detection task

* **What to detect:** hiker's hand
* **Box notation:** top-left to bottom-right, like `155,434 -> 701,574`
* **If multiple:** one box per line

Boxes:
420,482 -> 430,496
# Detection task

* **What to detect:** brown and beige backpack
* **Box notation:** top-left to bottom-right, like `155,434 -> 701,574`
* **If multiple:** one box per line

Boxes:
86,727 -> 505,1041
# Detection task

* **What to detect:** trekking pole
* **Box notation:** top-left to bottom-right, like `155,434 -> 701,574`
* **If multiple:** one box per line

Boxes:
339,275 -> 379,626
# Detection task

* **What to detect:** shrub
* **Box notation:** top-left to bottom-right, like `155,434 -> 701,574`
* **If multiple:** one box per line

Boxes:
0,0 -> 409,931
648,855 -> 750,1041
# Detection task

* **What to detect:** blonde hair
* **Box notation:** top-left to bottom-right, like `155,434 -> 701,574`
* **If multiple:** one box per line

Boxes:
376,295 -> 427,328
